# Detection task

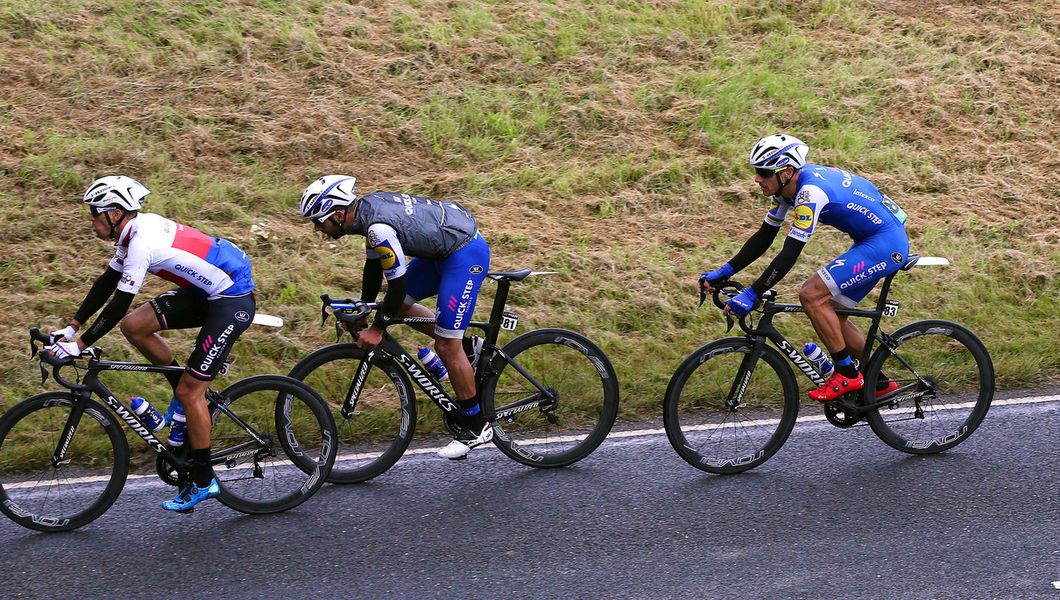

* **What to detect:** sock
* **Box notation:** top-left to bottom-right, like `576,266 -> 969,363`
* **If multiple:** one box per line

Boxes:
189,447 -> 214,487
831,350 -> 859,379
457,397 -> 484,429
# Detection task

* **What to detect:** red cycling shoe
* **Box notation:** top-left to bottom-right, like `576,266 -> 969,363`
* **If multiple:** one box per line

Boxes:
875,379 -> 899,397
809,371 -> 864,402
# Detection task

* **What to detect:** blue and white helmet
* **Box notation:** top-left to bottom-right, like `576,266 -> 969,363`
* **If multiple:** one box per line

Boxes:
299,175 -> 357,220
749,134 -> 809,171
83,176 -> 150,212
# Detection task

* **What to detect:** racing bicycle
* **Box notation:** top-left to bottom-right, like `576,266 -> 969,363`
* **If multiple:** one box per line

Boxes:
0,327 -> 336,532
663,254 -> 994,474
288,268 -> 620,483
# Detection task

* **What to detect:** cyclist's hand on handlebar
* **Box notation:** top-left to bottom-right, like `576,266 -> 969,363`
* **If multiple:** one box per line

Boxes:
47,340 -> 83,361
723,287 -> 758,317
699,263 -> 735,295
51,325 -> 77,343
356,325 -> 383,350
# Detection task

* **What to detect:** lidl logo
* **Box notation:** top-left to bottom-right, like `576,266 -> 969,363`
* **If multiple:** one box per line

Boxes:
374,241 -> 398,270
794,204 -> 815,230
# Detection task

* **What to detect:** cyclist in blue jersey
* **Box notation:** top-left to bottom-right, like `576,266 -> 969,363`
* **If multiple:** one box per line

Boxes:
699,134 -> 909,402
298,175 -> 492,459
46,176 -> 256,511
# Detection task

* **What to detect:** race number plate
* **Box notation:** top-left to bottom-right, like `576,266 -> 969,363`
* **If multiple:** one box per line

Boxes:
501,311 -> 519,331
883,300 -> 899,318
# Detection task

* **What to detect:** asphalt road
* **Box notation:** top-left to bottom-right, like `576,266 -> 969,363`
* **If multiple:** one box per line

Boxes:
1,389 -> 1057,600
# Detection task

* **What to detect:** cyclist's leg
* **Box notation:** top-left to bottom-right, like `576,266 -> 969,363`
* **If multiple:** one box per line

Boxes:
120,291 -> 186,392
432,235 -> 489,404
120,300 -> 174,364
807,236 -> 908,400
170,292 -> 255,508
402,257 -> 443,337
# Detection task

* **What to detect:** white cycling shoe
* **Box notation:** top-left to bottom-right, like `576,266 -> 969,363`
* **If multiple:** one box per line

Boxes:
437,421 -> 494,460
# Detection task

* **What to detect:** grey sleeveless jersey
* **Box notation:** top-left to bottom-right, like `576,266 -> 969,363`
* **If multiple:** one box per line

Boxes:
349,192 -> 478,259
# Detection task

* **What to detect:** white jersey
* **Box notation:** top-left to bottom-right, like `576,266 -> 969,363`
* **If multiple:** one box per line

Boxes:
109,213 -> 254,300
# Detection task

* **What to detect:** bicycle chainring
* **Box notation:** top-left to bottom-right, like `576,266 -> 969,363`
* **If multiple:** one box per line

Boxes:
156,447 -> 189,487
823,398 -> 862,428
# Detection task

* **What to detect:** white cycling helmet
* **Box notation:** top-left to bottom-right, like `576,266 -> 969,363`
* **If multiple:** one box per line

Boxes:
83,176 -> 150,213
749,134 -> 809,171
299,175 -> 357,221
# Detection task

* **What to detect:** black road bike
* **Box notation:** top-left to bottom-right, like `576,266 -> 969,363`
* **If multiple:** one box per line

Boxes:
0,328 -> 336,532
664,254 -> 994,474
288,268 -> 620,483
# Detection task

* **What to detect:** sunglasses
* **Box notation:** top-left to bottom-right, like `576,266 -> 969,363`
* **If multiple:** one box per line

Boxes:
89,206 -> 118,218
311,211 -> 338,227
754,167 -> 784,178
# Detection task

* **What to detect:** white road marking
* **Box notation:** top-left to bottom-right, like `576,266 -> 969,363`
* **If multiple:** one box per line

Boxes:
4,394 -> 1057,488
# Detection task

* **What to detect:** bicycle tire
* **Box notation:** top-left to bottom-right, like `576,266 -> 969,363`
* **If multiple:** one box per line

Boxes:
288,344 -> 416,483
481,328 -> 619,468
0,392 -> 129,532
863,319 -> 994,454
663,338 -> 800,474
209,375 -> 336,513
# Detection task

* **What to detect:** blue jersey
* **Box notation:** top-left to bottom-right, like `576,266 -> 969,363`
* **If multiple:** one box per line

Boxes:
764,164 -> 908,243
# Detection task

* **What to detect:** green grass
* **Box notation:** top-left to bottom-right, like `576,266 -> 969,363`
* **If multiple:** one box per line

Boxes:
0,0 -> 1057,432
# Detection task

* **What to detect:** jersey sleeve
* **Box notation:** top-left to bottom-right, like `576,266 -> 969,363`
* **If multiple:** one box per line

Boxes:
365,222 -> 408,280
764,197 -> 790,227
114,238 -> 149,295
786,185 -> 828,243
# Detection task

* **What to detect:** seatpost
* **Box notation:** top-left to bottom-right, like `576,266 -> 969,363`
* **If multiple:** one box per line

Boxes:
861,272 -> 899,365
485,278 -> 513,346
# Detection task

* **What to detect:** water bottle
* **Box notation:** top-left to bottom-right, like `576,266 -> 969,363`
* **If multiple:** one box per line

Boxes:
417,346 -> 449,381
167,402 -> 187,447
130,397 -> 166,432
803,343 -> 834,378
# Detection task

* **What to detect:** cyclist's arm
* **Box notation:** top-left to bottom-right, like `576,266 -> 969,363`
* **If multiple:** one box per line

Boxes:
750,236 -> 806,296
728,222 -> 782,272
79,290 -> 135,346
71,267 -> 122,326
360,258 -> 383,304
364,222 -> 410,329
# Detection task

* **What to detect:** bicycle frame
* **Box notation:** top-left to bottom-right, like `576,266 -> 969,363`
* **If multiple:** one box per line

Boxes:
325,271 -> 558,424
726,266 -> 908,414
35,354 -> 261,474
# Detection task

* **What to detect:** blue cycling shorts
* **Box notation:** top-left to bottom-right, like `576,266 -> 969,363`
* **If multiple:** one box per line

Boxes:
404,233 -> 490,338
817,228 -> 909,308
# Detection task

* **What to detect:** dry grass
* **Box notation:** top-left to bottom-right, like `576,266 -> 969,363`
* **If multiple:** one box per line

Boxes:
0,0 -> 1057,415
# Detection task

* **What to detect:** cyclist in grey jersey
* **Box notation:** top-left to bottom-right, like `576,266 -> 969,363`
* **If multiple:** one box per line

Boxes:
299,176 -> 493,459
347,192 -> 478,258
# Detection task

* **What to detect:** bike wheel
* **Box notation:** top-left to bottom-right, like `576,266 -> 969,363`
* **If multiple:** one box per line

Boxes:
864,320 -> 994,454
481,328 -> 619,468
663,338 -> 799,474
209,375 -> 336,514
288,344 -> 416,483
0,392 -> 129,532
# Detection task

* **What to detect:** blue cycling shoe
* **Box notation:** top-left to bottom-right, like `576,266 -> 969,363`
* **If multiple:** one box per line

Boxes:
162,478 -> 220,512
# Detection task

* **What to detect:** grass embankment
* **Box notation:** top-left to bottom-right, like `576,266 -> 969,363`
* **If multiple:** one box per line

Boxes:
0,0 -> 1057,429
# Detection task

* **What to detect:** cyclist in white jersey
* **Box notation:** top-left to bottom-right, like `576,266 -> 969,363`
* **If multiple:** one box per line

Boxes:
699,135 -> 910,402
46,176 -> 256,511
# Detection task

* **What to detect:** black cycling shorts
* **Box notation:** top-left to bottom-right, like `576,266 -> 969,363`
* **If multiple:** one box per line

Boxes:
149,288 -> 256,381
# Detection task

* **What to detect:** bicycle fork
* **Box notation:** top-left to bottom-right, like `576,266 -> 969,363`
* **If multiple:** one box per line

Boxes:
725,338 -> 768,412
